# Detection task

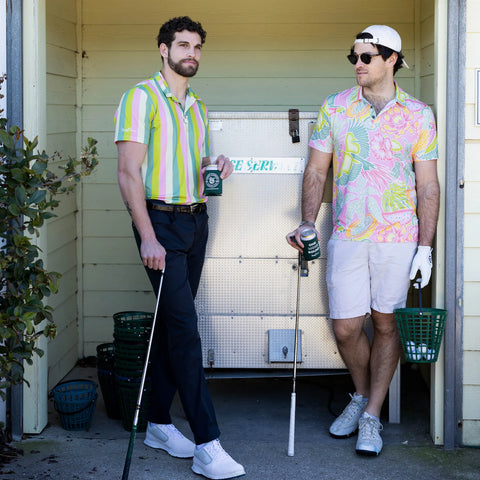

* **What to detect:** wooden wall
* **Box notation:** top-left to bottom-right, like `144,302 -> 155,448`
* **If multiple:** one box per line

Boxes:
45,0 -> 79,387
463,0 -> 480,447
419,0 -> 435,107
80,0 -> 424,356
41,0 -> 480,447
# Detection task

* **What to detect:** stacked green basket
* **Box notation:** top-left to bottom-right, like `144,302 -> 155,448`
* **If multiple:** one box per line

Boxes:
96,343 -> 121,419
113,311 -> 154,431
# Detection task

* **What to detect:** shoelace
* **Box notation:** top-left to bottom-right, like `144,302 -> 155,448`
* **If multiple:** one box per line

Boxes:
337,394 -> 365,422
164,424 -> 185,439
358,416 -> 383,440
206,439 -> 229,460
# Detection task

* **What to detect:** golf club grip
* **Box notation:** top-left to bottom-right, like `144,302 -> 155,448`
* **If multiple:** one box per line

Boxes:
122,457 -> 132,480
287,392 -> 296,456
122,424 -> 137,479
122,439 -> 134,479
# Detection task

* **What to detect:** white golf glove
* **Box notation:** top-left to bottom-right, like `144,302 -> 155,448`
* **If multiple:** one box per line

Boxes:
409,246 -> 433,288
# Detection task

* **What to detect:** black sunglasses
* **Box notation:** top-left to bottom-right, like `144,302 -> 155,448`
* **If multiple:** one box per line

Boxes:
347,53 -> 382,65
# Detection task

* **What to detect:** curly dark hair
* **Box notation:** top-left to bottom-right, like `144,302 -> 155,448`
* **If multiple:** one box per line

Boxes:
351,32 -> 405,75
156,16 -> 207,48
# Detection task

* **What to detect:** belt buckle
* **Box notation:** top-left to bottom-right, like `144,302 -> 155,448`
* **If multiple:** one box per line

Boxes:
190,203 -> 200,214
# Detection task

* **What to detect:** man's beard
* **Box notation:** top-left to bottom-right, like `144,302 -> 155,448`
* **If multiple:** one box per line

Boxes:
168,54 -> 199,78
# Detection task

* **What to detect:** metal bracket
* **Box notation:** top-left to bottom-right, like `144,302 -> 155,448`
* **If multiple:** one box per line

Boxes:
300,254 -> 309,277
207,348 -> 215,367
288,108 -> 300,143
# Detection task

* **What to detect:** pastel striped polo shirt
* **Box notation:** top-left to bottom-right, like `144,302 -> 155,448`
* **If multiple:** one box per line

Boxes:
114,71 -> 210,204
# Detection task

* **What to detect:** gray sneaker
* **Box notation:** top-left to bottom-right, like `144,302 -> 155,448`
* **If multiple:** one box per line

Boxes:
192,439 -> 245,479
144,422 -> 195,458
356,413 -> 383,456
329,393 -> 368,438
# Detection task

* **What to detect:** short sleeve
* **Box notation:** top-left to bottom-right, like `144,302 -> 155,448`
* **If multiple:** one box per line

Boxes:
308,98 -> 333,153
412,106 -> 438,162
114,87 -> 154,144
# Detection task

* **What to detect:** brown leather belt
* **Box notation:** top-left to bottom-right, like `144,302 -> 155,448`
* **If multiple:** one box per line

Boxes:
146,201 -> 206,215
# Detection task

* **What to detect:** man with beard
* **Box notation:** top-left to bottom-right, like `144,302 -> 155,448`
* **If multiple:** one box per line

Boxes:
287,25 -> 439,456
115,16 -> 245,480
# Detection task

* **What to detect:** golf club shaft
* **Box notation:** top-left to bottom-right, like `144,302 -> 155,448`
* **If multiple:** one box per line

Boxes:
122,269 -> 165,480
417,279 -> 423,315
292,253 -> 301,392
288,253 -> 302,457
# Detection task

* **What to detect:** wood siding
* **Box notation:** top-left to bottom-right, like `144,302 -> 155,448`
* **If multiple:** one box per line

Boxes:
463,0 -> 480,447
80,0 -> 422,356
46,0 -> 79,388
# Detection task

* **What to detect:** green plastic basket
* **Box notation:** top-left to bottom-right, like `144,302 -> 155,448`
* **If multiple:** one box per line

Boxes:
394,307 -> 447,363
114,358 -> 150,377
115,374 -> 152,432
96,342 -> 115,368
52,380 -> 98,431
114,342 -> 149,360
113,330 -> 152,342
113,311 -> 153,340
96,343 -> 121,420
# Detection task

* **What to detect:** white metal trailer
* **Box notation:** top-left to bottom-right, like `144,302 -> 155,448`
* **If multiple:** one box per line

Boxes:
197,111 -> 343,371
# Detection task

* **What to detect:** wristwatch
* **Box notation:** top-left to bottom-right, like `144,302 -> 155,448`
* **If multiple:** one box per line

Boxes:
299,220 -> 315,228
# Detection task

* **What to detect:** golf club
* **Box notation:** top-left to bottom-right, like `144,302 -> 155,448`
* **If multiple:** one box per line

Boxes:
414,278 -> 423,315
122,268 -> 165,480
288,252 -> 302,457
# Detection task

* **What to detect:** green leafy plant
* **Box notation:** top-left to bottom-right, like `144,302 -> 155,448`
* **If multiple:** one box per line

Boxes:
0,73 -> 98,401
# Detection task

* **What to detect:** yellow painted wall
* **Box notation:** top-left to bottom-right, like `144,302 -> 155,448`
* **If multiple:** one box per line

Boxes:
463,0 -> 480,448
45,0 -> 80,388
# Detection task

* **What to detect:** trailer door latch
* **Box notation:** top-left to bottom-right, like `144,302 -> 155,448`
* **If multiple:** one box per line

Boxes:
207,348 -> 215,367
288,108 -> 300,143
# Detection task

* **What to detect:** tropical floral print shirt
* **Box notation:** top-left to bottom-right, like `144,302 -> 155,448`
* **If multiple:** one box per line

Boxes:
309,84 -> 438,243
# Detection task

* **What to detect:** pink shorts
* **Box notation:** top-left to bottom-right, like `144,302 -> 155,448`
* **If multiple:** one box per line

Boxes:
326,239 -> 417,319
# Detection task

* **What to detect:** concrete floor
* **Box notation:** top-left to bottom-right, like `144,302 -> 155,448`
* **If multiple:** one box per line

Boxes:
3,364 -> 480,480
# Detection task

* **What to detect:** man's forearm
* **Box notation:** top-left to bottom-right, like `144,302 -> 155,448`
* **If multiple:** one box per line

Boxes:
301,165 -> 327,223
416,179 -> 440,246
118,170 -> 156,242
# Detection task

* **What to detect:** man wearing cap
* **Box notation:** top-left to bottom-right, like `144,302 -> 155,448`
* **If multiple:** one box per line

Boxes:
287,25 -> 439,455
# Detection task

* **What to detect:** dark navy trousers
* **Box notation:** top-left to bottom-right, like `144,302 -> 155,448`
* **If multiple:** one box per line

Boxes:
133,206 -> 220,444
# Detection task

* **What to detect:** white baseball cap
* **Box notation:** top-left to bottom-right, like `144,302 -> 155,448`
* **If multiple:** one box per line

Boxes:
354,25 -> 409,68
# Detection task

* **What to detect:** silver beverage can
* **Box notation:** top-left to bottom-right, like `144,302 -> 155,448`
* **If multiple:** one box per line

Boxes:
300,228 -> 321,260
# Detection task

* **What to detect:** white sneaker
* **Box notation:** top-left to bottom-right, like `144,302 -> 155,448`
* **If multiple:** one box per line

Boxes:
192,439 -> 245,479
329,393 -> 368,438
144,422 -> 195,458
356,412 -> 383,456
